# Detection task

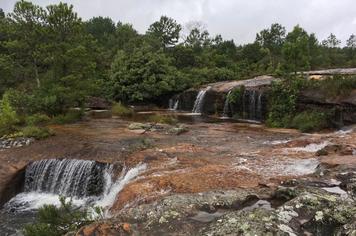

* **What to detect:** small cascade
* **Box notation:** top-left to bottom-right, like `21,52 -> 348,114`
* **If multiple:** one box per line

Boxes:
222,91 -> 232,118
5,160 -> 147,212
24,159 -> 107,197
242,90 -> 264,121
169,98 -> 179,111
192,86 -> 211,114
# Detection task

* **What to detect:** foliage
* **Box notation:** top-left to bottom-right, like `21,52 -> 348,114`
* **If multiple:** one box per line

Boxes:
25,114 -> 50,126
227,86 -> 245,104
51,109 -> 84,124
266,78 -> 304,128
23,197 -> 97,236
291,110 -> 330,132
110,47 -> 183,102
111,102 -> 134,117
0,91 -> 20,136
282,25 -> 314,74
147,114 -> 178,125
147,16 -> 181,49
1,1 -> 356,130
21,126 -> 53,139
307,75 -> 356,97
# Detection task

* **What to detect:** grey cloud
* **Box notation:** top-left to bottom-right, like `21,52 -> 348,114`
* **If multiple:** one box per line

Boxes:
1,0 -> 356,45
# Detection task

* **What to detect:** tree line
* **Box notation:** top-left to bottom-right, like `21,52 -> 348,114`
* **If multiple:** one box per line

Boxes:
1,0 -> 356,110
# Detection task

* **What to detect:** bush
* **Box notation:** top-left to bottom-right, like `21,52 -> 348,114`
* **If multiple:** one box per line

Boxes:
0,92 -> 20,136
23,197 -> 100,236
111,102 -> 134,117
147,114 -> 178,125
227,86 -> 245,104
22,126 -> 54,139
266,78 -> 304,128
26,114 -> 51,126
51,110 -> 84,124
291,111 -> 329,132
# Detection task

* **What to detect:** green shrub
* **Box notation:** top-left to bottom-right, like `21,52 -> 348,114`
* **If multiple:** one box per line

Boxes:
111,102 -> 134,117
291,111 -> 329,132
0,92 -> 20,136
51,109 -> 84,124
26,114 -> 51,126
23,197 -> 99,236
266,78 -> 304,128
22,126 -> 54,139
147,114 -> 178,125
317,75 -> 356,97
227,86 -> 245,105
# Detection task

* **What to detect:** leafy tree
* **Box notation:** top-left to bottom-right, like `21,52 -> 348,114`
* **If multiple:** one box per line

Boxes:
147,16 -> 181,49
322,33 -> 341,48
184,27 -> 210,49
6,0 -> 46,88
346,34 -> 356,49
110,46 -> 184,102
0,8 -> 5,18
282,25 -> 311,73
85,16 -> 115,45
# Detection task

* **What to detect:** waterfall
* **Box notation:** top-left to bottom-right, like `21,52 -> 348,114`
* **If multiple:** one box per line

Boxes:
249,90 -> 257,120
256,92 -> 263,120
222,91 -> 232,118
5,159 -> 147,212
241,90 -> 264,121
169,98 -> 179,110
192,86 -> 211,114
24,159 -> 107,197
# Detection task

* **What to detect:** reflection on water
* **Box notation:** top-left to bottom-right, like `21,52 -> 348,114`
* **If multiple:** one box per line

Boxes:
124,109 -> 260,125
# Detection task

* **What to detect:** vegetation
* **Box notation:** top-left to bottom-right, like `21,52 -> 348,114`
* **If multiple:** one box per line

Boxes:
23,197 -> 102,236
111,102 -> 134,117
147,114 -> 178,125
290,111 -> 330,133
227,86 -> 245,105
266,78 -> 303,128
0,1 -> 355,134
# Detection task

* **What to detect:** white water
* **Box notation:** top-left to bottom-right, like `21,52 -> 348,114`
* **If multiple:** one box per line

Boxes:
222,91 -> 232,118
96,163 -> 147,209
288,141 -> 330,153
5,163 -> 147,213
169,99 -> 179,110
192,86 -> 211,114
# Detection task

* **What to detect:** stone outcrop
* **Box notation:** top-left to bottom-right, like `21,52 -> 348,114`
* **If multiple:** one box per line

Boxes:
175,76 -> 279,117
298,89 -> 356,125
171,69 -> 356,125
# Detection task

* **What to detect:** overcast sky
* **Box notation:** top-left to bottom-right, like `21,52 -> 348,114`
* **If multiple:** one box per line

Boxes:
1,0 -> 356,45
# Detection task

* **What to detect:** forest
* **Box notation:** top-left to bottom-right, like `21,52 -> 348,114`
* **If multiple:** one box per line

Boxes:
0,0 -> 356,137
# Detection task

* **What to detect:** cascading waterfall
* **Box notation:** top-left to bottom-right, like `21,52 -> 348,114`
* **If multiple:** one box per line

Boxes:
5,159 -> 147,212
242,90 -> 264,121
169,98 -> 179,110
222,91 -> 232,118
192,86 -> 211,114
24,159 -> 106,197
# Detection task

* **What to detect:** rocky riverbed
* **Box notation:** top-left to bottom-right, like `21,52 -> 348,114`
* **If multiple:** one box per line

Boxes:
0,110 -> 355,235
